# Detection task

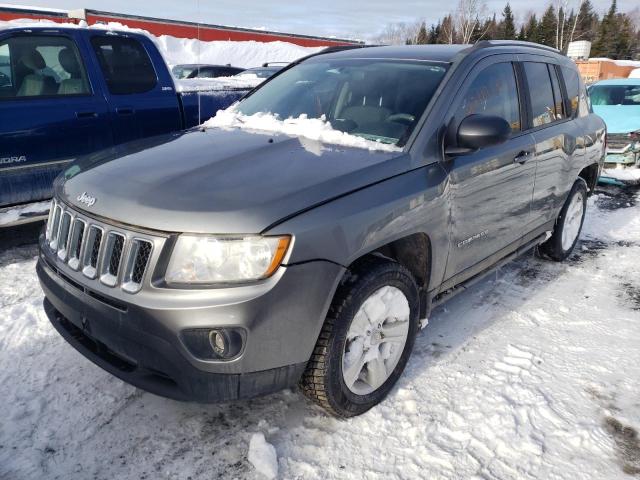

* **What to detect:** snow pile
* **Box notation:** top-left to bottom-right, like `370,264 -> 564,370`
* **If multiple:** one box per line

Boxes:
602,167 -> 640,184
248,433 -> 278,479
156,35 -> 321,69
630,69 -> 640,79
0,18 -> 322,69
204,108 -> 403,152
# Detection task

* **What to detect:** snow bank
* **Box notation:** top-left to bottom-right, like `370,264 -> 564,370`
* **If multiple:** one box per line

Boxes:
0,18 -> 322,69
204,108 -> 403,152
630,69 -> 640,79
156,35 -> 321,69
0,201 -> 50,227
248,433 -> 278,479
601,167 -> 640,184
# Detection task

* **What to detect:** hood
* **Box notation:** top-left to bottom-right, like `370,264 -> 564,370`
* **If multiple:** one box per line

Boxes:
57,128 -> 408,234
592,105 -> 640,134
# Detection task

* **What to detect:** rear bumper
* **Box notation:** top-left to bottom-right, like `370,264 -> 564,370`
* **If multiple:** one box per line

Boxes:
38,250 -> 344,402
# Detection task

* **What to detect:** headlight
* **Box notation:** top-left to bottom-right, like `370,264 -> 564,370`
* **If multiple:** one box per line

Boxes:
165,235 -> 291,285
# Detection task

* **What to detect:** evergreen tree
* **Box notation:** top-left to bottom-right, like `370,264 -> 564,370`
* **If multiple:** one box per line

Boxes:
499,3 -> 517,39
517,24 -> 527,41
538,5 -> 558,47
522,14 -> 540,43
613,12 -> 634,58
592,0 -> 617,57
574,0 -> 598,41
427,23 -> 439,44
416,22 -> 428,44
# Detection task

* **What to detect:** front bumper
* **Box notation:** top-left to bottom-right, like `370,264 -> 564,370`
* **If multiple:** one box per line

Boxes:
38,243 -> 345,402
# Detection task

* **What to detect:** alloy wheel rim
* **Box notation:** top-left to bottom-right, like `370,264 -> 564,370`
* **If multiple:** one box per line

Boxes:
561,191 -> 584,251
342,285 -> 410,395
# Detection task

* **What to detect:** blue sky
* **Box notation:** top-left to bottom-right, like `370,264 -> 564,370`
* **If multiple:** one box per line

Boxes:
3,0 -> 636,39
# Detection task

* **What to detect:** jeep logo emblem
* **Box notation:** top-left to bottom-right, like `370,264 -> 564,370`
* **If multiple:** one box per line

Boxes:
76,192 -> 96,207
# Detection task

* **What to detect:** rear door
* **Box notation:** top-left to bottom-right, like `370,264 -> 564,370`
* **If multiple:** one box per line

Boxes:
85,32 -> 182,145
442,56 -> 537,282
0,30 -> 111,207
520,59 -> 584,226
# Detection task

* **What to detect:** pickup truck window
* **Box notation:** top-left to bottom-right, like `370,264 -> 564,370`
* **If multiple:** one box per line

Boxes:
523,62 -> 560,127
0,35 -> 90,99
90,36 -> 157,95
236,59 -> 448,146
0,43 -> 11,88
455,62 -> 521,132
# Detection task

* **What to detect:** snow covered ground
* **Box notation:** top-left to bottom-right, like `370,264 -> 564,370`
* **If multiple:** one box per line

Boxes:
1,187 -> 639,480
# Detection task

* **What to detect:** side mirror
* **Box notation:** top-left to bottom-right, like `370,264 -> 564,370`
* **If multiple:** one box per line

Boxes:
445,114 -> 512,155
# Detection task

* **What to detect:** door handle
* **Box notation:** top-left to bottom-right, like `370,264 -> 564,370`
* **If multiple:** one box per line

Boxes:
514,150 -> 533,164
116,107 -> 135,116
76,111 -> 98,119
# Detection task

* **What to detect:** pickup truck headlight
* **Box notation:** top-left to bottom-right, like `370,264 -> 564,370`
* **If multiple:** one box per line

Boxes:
165,235 -> 291,285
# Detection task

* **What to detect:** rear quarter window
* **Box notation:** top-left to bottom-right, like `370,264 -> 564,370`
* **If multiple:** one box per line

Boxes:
561,66 -> 580,117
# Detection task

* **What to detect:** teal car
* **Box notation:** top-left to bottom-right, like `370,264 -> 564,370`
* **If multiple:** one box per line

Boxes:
589,79 -> 640,184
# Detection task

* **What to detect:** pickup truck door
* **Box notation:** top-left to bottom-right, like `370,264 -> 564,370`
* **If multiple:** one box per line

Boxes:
0,30 -> 112,207
84,32 -> 182,145
440,57 -> 537,284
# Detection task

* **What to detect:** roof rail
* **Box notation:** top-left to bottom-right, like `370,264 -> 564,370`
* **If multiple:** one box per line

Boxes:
473,40 -> 561,54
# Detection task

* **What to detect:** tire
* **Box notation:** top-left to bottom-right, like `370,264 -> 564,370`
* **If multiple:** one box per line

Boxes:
539,178 -> 588,262
300,257 -> 420,417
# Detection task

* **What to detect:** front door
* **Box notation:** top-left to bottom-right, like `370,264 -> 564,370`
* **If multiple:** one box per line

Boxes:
442,58 -> 537,281
0,31 -> 111,207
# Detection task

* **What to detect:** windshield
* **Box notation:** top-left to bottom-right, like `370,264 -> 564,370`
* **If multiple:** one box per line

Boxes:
590,84 -> 640,106
173,66 -> 196,79
236,58 -> 448,146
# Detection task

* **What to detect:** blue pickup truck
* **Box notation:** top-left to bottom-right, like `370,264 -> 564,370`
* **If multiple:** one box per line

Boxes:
0,25 -> 251,225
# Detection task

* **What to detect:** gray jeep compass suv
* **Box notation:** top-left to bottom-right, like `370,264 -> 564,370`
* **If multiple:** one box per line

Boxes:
38,41 -> 605,417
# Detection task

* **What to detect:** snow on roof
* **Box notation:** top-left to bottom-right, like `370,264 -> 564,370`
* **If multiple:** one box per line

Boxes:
0,3 -> 67,13
588,57 -> 640,68
203,108 -> 403,153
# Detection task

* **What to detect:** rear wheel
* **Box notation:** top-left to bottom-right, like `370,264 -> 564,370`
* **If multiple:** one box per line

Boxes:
539,178 -> 588,261
300,258 -> 420,417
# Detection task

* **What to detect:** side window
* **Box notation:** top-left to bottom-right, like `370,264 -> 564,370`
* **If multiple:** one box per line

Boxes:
561,66 -> 580,117
0,35 -> 90,99
0,43 -> 12,89
523,62 -> 560,127
549,66 -> 566,120
90,36 -> 157,95
455,62 -> 521,132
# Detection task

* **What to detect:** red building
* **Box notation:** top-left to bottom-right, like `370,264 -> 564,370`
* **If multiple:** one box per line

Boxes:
0,5 -> 361,48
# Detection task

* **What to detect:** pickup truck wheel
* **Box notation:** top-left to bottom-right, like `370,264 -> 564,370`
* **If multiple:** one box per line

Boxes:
539,178 -> 588,261
300,258 -> 419,417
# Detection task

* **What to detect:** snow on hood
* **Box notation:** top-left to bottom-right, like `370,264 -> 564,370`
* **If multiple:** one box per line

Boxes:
592,105 -> 640,134
203,108 -> 403,153
175,75 -> 263,93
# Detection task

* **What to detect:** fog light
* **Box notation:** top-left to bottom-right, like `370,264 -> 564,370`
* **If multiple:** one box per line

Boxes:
209,330 -> 228,357
181,328 -> 245,360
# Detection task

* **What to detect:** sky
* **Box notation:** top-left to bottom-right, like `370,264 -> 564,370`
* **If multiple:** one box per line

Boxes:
2,0 -> 637,39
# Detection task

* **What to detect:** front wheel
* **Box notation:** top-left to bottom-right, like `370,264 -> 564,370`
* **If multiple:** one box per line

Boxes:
300,258 -> 420,417
539,178 -> 588,261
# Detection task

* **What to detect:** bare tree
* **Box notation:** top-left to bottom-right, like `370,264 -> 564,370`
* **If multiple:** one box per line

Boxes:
374,21 -> 423,45
557,0 -> 587,51
452,0 -> 487,44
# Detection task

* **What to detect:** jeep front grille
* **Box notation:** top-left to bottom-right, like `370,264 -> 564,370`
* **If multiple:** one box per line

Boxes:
45,199 -> 156,294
